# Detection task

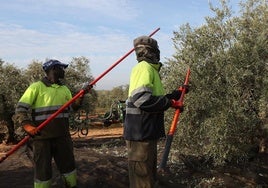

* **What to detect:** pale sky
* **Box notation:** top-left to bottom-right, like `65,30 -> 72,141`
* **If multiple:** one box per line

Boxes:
0,0 -> 240,90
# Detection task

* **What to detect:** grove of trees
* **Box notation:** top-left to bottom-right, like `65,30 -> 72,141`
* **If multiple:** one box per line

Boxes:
162,0 -> 268,165
97,85 -> 128,110
0,0 -> 267,168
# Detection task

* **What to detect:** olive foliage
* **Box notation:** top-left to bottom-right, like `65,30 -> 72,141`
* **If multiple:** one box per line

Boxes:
65,57 -> 97,114
97,85 -> 128,109
162,0 -> 268,165
0,60 -> 29,115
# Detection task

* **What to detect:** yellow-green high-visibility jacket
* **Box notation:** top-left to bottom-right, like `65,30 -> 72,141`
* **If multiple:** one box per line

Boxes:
15,78 -> 72,139
123,60 -> 171,141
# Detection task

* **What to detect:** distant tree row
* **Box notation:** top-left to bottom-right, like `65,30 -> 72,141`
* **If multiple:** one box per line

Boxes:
162,0 -> 268,165
96,85 -> 128,110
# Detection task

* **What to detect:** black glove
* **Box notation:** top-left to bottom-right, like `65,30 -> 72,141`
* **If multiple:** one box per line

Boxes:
170,100 -> 184,112
166,90 -> 182,100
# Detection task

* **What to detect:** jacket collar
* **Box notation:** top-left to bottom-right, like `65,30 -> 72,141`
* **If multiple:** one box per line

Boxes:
140,60 -> 162,72
41,77 -> 63,86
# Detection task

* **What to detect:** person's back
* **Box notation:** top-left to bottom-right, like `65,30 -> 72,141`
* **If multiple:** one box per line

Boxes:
124,36 -> 184,188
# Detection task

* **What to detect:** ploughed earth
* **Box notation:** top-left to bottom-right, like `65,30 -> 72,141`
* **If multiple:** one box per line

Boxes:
0,123 -> 268,188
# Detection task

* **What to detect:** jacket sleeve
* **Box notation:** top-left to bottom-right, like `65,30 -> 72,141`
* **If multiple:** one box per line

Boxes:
130,86 -> 171,113
13,104 -> 34,127
13,84 -> 38,127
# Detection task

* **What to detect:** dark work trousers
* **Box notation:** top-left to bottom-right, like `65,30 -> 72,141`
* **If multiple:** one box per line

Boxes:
126,140 -> 158,188
33,136 -> 76,182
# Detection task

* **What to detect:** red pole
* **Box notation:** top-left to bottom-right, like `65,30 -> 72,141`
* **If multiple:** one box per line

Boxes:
0,27 -> 160,163
158,68 -> 190,171
168,68 -> 190,135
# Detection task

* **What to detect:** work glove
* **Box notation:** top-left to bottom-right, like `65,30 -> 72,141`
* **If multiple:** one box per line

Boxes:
82,82 -> 93,94
170,100 -> 184,112
23,124 -> 39,136
166,90 -> 182,100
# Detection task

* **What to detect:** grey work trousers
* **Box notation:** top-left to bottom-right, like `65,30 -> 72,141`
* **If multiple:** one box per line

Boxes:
126,140 -> 158,188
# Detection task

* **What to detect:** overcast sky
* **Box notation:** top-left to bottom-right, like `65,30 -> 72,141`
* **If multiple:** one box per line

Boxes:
0,0 -> 240,90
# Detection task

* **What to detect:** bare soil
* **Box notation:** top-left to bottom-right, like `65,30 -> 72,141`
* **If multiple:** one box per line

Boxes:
0,124 -> 268,188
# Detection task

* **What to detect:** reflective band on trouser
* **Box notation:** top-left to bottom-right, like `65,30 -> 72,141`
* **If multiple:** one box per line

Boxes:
34,179 -> 52,188
62,169 -> 77,187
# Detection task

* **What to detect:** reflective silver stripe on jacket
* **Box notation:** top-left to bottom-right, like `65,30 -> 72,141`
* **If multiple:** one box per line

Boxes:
15,102 -> 31,112
34,105 -> 64,113
34,113 -> 69,121
129,86 -> 152,107
34,106 -> 69,121
126,106 -> 141,115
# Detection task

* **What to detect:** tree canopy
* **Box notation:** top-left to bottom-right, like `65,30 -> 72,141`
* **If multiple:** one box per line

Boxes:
162,0 -> 268,165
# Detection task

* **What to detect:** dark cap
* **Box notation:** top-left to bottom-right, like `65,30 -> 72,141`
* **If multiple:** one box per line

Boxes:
133,36 -> 158,49
42,59 -> 68,71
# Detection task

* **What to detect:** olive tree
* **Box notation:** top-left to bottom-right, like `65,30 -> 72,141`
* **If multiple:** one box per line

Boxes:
65,56 -> 97,115
0,60 -> 28,142
24,60 -> 44,83
97,85 -> 128,109
162,0 -> 268,165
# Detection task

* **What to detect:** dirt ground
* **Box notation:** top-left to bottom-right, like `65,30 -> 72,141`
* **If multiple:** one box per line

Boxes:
0,124 -> 268,188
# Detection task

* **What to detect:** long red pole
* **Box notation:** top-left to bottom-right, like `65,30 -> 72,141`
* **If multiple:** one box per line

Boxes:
0,27 -> 160,163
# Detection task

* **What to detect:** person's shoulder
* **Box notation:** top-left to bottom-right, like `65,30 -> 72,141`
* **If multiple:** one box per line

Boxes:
60,84 -> 71,92
133,61 -> 152,72
139,60 -> 148,64
61,85 -> 70,89
27,80 -> 45,90
29,80 -> 42,86
136,61 -> 151,68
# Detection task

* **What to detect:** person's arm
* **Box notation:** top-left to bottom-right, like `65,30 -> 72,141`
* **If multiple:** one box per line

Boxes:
130,87 -> 171,112
13,84 -> 39,135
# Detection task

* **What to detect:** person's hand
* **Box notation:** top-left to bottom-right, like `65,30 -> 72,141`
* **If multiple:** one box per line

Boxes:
82,83 -> 93,94
166,90 -> 182,100
23,124 -> 39,136
170,100 -> 184,112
